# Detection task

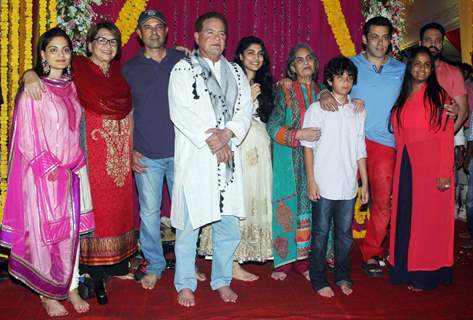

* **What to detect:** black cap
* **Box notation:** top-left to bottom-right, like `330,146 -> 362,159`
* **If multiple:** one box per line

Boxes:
137,10 -> 166,28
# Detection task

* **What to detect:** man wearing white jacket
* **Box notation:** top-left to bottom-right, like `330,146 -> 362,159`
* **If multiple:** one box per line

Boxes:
168,12 -> 252,307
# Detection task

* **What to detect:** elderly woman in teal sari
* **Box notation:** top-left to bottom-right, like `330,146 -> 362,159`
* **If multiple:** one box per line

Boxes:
267,43 -> 324,281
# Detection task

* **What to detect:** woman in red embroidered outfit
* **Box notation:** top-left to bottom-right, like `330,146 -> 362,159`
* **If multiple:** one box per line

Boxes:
266,43 -> 321,281
75,22 -> 137,304
389,46 -> 454,291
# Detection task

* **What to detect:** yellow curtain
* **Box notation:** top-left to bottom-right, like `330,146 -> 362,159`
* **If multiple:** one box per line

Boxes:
460,0 -> 473,63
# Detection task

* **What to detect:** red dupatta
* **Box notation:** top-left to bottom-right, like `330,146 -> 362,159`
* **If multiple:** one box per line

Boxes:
72,56 -> 131,120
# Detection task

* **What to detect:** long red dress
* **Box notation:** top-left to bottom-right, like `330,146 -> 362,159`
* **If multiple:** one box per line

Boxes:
74,57 -> 138,266
389,84 -> 454,275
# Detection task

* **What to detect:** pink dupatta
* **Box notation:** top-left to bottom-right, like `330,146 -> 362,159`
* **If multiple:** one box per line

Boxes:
0,78 -> 94,299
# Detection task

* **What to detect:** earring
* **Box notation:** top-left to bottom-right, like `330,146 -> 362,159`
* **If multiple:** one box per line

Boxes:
42,59 -> 50,75
65,65 -> 72,78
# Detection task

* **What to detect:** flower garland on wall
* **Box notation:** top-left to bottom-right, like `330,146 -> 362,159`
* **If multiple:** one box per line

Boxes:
321,0 -> 357,57
57,0 -> 102,55
114,0 -> 149,46
48,0 -> 58,29
0,0 -> 10,218
0,0 -> 35,218
361,0 -> 413,57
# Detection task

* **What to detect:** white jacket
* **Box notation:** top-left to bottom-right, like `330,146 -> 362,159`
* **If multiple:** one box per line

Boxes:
168,57 -> 252,230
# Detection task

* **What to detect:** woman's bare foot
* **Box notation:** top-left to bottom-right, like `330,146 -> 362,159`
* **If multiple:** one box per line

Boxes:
408,285 -> 423,292
233,262 -> 259,281
302,270 -> 310,281
177,288 -> 195,307
317,286 -> 335,298
271,271 -> 287,281
340,283 -> 353,296
141,273 -> 159,290
40,296 -> 68,317
68,289 -> 89,313
196,267 -> 207,282
217,286 -> 238,303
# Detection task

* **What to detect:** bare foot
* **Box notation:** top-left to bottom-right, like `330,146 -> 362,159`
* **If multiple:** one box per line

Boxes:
68,289 -> 89,313
302,270 -> 310,281
196,267 -> 207,282
317,286 -> 335,298
177,288 -> 195,307
408,285 -> 423,292
141,273 -> 159,290
115,273 -> 134,280
233,262 -> 259,281
340,283 -> 353,296
40,297 -> 68,317
271,271 -> 287,281
217,286 -> 238,303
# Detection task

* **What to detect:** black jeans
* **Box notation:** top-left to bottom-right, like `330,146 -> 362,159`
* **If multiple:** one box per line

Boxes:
310,196 -> 355,291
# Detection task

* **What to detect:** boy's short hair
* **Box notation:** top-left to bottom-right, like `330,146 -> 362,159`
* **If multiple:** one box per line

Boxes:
323,56 -> 358,90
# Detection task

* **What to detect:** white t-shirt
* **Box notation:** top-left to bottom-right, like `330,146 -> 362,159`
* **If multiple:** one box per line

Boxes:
301,98 -> 366,200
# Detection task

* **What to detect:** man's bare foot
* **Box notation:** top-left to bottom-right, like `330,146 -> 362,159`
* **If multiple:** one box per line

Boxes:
317,286 -> 335,298
40,296 -> 68,317
233,262 -> 259,281
115,273 -> 134,280
141,273 -> 159,290
217,286 -> 238,303
271,271 -> 287,281
340,283 -> 353,296
177,288 -> 195,307
302,270 -> 310,281
68,289 -> 89,313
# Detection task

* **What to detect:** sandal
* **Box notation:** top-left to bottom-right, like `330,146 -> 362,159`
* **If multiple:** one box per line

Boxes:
361,256 -> 384,278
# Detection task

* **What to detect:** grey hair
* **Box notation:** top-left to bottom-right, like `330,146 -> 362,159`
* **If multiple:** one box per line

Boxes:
286,42 -> 319,81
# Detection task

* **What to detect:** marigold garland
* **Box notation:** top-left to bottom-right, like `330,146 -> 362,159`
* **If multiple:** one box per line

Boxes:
0,0 -> 10,217
10,0 -> 20,117
48,0 -> 58,29
321,0 -> 357,57
114,0 -> 149,46
24,0 -> 33,71
38,0 -> 48,36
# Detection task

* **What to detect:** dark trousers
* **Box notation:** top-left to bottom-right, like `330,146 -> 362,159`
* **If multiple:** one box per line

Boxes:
310,196 -> 355,291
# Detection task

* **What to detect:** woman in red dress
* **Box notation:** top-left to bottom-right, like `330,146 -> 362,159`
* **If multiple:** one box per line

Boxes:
75,22 -> 137,304
389,46 -> 454,290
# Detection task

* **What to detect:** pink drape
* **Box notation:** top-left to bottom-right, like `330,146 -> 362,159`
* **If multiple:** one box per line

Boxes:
93,0 -> 364,217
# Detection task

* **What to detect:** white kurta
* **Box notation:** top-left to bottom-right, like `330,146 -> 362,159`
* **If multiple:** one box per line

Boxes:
168,57 -> 253,230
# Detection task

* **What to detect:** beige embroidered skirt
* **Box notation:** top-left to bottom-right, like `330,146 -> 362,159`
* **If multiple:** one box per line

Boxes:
199,119 -> 273,262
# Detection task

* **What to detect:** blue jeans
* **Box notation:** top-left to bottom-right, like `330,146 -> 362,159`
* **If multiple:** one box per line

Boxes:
466,161 -> 473,237
134,156 -> 174,276
174,199 -> 240,292
309,197 -> 355,291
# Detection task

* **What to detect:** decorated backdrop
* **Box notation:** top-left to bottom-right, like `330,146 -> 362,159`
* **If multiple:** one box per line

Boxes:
0,0 -> 419,239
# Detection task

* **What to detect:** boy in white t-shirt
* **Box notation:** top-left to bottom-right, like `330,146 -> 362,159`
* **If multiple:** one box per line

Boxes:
302,56 -> 369,298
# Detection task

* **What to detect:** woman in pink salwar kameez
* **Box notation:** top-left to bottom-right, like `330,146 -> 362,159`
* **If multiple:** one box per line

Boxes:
0,28 -> 94,317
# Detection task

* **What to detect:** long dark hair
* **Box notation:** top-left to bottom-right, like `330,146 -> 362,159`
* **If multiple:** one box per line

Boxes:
234,36 -> 274,123
34,27 -> 73,77
390,46 -> 448,132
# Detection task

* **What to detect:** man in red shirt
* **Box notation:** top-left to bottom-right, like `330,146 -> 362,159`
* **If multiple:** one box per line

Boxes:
420,22 -> 468,130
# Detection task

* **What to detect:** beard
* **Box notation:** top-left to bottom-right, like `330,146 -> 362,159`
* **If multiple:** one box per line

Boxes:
429,46 -> 441,59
